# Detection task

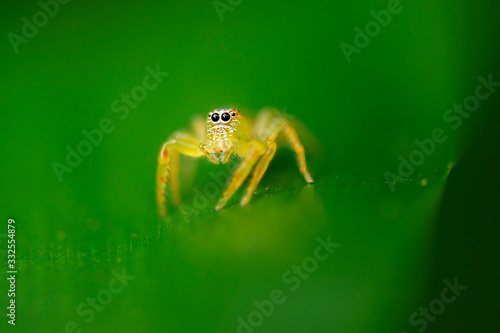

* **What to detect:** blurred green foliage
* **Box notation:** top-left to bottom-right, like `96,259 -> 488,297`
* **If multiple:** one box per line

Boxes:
0,0 -> 499,332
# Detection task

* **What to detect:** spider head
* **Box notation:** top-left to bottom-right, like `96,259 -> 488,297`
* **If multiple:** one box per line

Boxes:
206,109 -> 243,154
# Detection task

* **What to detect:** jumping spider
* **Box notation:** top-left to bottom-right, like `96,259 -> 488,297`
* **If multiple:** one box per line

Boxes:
156,108 -> 314,216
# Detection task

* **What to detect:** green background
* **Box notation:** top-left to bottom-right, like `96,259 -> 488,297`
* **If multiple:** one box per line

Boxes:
1,0 -> 499,332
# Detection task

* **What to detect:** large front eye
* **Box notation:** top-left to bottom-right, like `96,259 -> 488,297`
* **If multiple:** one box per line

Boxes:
221,112 -> 231,122
211,113 -> 220,122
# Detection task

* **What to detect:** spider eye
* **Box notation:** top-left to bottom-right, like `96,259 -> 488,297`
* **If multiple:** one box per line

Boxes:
221,112 -> 231,122
211,113 -> 220,122
231,112 -> 236,117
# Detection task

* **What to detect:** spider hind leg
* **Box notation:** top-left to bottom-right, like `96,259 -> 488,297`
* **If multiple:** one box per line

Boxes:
255,110 -> 314,184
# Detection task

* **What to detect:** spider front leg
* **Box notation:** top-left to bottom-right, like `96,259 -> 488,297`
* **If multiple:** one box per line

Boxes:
156,132 -> 203,217
215,140 -> 266,211
240,140 -> 277,206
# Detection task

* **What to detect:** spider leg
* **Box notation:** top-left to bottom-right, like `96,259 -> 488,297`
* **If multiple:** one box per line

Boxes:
240,141 -> 277,206
282,125 -> 314,183
168,149 -> 181,205
253,109 -> 274,139
156,131 -> 203,217
191,115 -> 206,141
215,141 -> 265,211
259,113 -> 314,184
